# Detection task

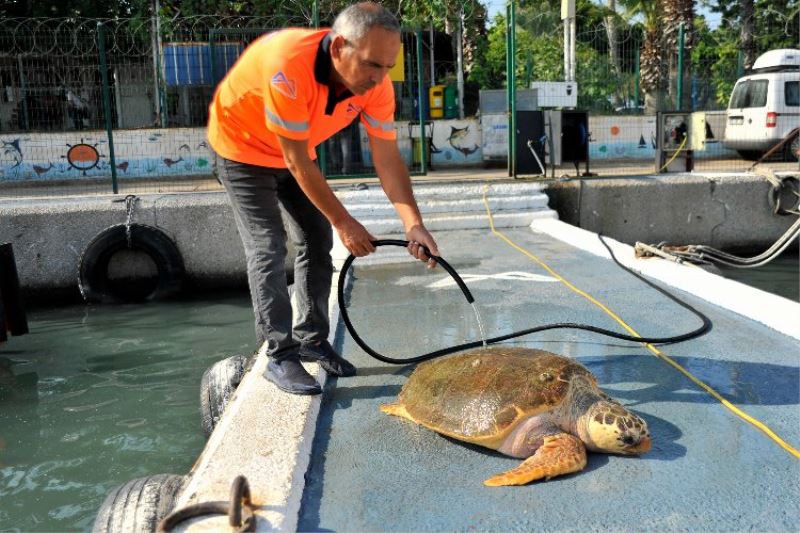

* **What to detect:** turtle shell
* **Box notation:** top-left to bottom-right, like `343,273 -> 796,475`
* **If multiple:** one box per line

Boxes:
396,347 -> 595,446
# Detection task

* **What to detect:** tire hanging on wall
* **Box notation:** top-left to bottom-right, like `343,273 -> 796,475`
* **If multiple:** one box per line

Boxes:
92,474 -> 186,533
78,224 -> 185,303
200,354 -> 248,439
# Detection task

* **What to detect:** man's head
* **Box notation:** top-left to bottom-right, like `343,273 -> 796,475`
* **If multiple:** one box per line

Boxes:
330,2 -> 401,96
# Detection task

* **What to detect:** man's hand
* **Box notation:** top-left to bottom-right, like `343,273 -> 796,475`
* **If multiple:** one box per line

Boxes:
336,216 -> 377,257
406,225 -> 439,269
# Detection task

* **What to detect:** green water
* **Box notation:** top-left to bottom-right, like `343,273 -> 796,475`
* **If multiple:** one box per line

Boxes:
0,252 -> 796,532
716,251 -> 799,302
0,292 -> 255,532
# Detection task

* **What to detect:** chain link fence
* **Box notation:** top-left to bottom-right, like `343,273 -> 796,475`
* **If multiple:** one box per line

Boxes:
500,6 -> 799,177
1,3 -> 798,198
0,15 -> 426,197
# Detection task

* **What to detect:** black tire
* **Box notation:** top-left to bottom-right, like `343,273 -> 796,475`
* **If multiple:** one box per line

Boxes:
92,474 -> 185,533
79,224 -> 185,303
200,355 -> 248,438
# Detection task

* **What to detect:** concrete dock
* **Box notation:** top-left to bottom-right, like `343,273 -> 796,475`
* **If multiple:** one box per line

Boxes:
165,182 -> 798,532
2,173 -> 798,531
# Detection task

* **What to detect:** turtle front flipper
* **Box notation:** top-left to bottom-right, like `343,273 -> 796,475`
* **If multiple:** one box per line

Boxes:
484,433 -> 587,487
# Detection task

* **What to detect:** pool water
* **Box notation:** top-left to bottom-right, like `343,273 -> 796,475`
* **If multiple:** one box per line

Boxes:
0,248 -> 795,532
715,250 -> 799,302
0,292 -> 255,532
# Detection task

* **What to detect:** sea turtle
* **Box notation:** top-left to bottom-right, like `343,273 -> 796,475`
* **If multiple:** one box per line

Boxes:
380,347 -> 651,486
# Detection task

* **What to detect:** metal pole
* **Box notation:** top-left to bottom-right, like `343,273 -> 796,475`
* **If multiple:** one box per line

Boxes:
17,55 -> 29,130
677,22 -> 684,109
151,2 -> 161,126
510,1 -> 517,177
563,20 -> 570,81
97,23 -> 119,194
312,0 -> 328,175
506,3 -> 512,177
635,47 -> 640,108
416,30 -> 427,174
457,8 -> 465,119
429,23 -> 435,85
569,17 -> 576,81
155,3 -> 166,126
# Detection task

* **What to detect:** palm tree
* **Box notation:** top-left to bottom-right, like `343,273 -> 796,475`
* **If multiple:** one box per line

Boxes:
620,0 -> 665,113
604,0 -> 624,108
662,0 -> 694,109
739,0 -> 755,70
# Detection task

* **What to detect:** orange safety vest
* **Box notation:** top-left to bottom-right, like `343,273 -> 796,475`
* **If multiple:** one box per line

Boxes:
207,28 -> 397,169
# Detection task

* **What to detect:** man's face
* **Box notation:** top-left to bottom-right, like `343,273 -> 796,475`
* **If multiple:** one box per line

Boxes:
331,27 -> 400,95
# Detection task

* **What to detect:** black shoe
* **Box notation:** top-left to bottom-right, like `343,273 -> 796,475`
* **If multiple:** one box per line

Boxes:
299,340 -> 357,377
264,354 -> 322,395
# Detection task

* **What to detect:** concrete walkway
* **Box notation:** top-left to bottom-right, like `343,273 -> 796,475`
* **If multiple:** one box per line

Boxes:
173,212 -> 799,531
300,223 -> 799,532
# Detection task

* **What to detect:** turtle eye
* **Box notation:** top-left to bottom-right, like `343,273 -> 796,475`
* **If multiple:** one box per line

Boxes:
621,435 -> 636,446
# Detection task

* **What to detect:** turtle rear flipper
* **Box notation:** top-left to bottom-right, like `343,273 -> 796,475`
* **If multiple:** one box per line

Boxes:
484,433 -> 587,486
379,402 -> 415,423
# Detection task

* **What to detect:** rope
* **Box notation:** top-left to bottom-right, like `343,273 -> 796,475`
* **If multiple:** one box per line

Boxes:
124,194 -> 138,248
482,185 -> 800,460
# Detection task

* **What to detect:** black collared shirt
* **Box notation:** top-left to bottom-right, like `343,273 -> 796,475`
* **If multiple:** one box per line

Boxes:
314,32 -> 355,115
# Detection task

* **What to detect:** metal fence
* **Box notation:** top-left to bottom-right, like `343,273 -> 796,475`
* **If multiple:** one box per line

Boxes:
0,15 -> 427,197
1,3 -> 798,198
500,5 -> 800,177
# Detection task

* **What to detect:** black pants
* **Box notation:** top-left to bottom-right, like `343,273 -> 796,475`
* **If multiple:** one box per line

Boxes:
216,155 -> 333,358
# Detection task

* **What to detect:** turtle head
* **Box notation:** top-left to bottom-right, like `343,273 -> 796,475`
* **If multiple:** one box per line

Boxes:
581,400 -> 651,455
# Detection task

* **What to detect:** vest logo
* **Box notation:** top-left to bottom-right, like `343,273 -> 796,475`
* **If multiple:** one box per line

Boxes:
271,71 -> 297,99
346,103 -> 362,115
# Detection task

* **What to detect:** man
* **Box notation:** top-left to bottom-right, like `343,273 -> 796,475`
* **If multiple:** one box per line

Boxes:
207,2 -> 439,395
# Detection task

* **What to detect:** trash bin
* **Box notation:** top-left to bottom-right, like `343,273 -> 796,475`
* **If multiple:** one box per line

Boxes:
429,85 -> 445,119
444,85 -> 458,119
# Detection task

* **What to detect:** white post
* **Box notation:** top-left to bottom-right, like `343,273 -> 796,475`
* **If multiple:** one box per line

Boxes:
563,22 -> 570,83
561,0 -> 576,82
570,17 -> 576,81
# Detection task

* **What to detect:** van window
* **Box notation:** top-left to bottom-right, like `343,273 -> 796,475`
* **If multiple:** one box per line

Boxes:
729,79 -> 769,108
786,81 -> 799,106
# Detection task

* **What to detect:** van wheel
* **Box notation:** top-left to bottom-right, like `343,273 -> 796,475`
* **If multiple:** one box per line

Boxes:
736,150 -> 762,161
785,135 -> 800,162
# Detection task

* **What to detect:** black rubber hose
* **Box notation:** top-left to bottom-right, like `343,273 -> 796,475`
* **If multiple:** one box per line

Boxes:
337,236 -> 712,365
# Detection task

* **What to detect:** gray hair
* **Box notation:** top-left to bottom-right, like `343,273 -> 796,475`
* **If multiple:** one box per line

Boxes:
331,2 -> 400,44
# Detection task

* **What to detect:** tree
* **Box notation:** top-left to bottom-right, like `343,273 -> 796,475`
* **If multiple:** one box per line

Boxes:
619,0 -> 665,113
662,0 -> 694,109
605,0 -> 624,108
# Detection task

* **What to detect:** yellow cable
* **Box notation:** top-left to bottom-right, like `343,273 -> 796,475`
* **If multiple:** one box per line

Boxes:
657,135 -> 688,173
482,185 -> 800,460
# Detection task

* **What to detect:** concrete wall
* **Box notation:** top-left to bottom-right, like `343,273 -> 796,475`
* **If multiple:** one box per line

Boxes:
0,181 -> 552,297
543,174 -> 798,250
0,193 -> 247,298
1,175 -> 795,299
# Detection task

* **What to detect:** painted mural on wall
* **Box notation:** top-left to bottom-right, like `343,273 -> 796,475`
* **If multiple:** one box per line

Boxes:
360,118 -> 483,168
0,116 -> 736,183
429,120 -> 482,165
0,128 -> 212,182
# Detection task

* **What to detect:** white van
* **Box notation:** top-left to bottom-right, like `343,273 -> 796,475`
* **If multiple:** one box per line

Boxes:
724,49 -> 800,161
